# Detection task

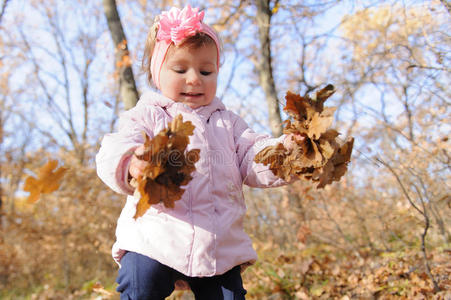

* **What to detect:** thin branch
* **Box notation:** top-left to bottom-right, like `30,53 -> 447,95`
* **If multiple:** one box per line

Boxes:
18,28 -> 76,146
440,0 -> 451,14
355,101 -> 451,168
378,156 -> 440,292
319,193 -> 350,246
218,44 -> 243,101
0,0 -> 10,25
213,0 -> 246,27
375,156 -> 423,216
407,64 -> 451,72
410,182 -> 441,292
45,6 -> 78,146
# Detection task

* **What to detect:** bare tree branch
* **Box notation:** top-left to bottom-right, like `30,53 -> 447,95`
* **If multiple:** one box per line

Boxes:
0,0 -> 10,25
410,181 -> 440,292
440,0 -> 451,14
376,156 -> 441,292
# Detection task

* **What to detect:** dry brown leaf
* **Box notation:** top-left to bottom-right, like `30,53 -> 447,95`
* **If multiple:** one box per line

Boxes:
254,143 -> 291,180
23,160 -> 68,203
309,107 -> 336,140
134,114 -> 200,219
255,86 -> 354,188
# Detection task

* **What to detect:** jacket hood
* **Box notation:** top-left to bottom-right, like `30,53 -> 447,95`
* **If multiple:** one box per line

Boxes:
139,90 -> 226,119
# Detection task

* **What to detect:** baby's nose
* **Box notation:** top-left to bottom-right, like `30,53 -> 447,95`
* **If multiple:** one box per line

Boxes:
186,70 -> 201,85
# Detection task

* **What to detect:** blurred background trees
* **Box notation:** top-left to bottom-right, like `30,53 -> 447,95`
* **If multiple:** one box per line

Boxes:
0,0 -> 449,298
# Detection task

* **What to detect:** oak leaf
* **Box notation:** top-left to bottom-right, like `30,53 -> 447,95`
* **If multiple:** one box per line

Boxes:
255,85 -> 354,188
23,160 -> 68,203
134,114 -> 200,218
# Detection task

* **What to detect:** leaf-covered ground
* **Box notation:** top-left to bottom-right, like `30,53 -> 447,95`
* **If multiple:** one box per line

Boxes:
6,243 -> 449,300
242,243 -> 451,299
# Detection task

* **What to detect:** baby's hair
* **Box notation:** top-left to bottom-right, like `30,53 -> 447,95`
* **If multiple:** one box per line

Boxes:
141,18 -> 222,86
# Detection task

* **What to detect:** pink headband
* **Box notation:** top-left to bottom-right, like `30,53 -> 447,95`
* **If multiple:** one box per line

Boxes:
150,5 -> 221,89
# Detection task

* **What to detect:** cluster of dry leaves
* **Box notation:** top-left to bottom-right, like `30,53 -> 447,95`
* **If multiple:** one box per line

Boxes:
132,114 -> 200,218
255,85 -> 354,188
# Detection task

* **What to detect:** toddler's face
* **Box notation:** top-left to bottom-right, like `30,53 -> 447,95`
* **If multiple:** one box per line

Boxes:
159,43 -> 218,109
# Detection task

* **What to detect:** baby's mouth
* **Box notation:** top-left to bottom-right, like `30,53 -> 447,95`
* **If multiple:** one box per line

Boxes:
182,92 -> 203,97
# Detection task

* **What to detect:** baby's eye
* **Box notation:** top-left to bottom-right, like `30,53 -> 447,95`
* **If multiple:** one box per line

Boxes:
173,68 -> 186,74
200,71 -> 212,76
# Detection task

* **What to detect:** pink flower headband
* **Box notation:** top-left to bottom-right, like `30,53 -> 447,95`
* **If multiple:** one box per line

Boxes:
150,5 -> 221,89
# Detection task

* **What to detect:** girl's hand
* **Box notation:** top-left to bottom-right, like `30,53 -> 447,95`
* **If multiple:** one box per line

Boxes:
283,133 -> 305,151
129,145 -> 149,180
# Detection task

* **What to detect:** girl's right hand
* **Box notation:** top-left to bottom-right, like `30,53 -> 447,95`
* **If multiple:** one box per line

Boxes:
129,145 -> 149,180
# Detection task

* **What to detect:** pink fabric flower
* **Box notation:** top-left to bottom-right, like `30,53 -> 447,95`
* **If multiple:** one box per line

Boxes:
157,5 -> 205,46
151,5 -> 221,89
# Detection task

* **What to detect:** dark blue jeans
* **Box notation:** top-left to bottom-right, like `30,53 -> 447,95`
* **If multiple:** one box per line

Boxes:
116,251 -> 247,300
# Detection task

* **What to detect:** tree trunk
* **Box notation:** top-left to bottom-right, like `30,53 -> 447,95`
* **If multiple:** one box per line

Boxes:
255,0 -> 283,137
103,0 -> 139,110
0,114 -> 3,235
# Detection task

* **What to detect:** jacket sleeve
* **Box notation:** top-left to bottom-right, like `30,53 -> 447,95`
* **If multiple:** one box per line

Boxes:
233,114 -> 288,188
96,105 -> 156,195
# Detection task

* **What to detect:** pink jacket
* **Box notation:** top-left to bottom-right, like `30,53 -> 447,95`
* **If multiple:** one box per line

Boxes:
96,90 -> 287,277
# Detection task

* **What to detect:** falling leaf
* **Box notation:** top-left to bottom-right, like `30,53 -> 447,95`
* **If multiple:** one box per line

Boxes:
23,160 -> 68,203
134,114 -> 200,218
255,85 -> 354,188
